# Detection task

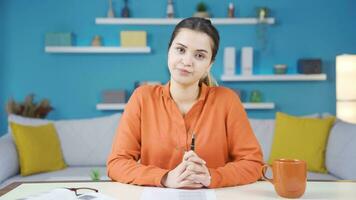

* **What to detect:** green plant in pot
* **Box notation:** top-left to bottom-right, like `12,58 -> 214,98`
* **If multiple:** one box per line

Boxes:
194,2 -> 210,18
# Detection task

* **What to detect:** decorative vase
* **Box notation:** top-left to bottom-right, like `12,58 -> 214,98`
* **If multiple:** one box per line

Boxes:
107,0 -> 115,18
166,0 -> 174,18
121,0 -> 130,18
228,2 -> 235,18
91,35 -> 102,47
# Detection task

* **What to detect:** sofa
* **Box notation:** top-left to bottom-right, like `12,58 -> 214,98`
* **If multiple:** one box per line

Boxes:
1,113 -> 355,189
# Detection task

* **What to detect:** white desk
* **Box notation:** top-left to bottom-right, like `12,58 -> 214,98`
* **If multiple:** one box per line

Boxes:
1,181 -> 355,200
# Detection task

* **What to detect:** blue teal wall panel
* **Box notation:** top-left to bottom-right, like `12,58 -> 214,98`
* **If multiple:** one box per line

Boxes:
0,0 -> 6,135
1,0 -> 356,135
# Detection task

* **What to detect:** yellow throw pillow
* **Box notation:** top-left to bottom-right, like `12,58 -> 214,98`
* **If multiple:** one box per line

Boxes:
268,112 -> 335,173
10,122 -> 67,176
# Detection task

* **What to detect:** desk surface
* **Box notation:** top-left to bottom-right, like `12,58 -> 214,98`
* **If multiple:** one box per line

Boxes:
1,181 -> 356,200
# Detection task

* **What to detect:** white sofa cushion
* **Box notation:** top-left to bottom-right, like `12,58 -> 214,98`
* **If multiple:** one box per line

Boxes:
326,120 -> 356,180
0,134 -> 19,184
54,113 -> 121,166
7,113 -> 121,167
249,119 -> 275,162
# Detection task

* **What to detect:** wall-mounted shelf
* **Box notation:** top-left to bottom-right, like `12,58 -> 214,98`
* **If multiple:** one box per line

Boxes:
221,74 -> 327,82
96,103 -> 126,110
45,46 -> 151,54
243,102 -> 275,109
96,102 -> 275,111
95,18 -> 275,25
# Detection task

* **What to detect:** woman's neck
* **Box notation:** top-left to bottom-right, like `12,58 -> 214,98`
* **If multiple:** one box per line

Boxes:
170,80 -> 200,104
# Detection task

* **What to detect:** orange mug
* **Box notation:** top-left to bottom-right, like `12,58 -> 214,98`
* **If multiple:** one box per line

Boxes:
262,159 -> 307,198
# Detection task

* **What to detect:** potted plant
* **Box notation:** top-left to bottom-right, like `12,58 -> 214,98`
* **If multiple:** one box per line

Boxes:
194,2 -> 210,18
6,94 -> 53,118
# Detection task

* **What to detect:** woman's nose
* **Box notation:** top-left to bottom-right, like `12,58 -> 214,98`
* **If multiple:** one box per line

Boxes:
182,54 -> 193,67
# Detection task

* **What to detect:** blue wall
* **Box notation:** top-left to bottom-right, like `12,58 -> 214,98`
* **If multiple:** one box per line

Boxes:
1,0 -> 356,135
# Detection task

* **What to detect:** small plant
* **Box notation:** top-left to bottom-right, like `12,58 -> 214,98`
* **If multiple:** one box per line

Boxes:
90,169 -> 100,181
6,94 -> 53,118
196,2 -> 207,12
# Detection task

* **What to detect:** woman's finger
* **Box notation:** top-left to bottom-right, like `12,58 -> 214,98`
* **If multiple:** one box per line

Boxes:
186,156 -> 206,165
185,173 -> 211,186
179,180 -> 203,188
186,161 -> 206,174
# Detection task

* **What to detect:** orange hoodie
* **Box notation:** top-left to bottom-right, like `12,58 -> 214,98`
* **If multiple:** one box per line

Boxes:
107,83 -> 263,188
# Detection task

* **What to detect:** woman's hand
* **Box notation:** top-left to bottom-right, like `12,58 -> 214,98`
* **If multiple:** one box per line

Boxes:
161,160 -> 204,188
183,151 -> 211,187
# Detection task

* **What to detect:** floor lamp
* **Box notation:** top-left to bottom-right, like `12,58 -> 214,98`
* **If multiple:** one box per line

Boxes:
336,54 -> 356,123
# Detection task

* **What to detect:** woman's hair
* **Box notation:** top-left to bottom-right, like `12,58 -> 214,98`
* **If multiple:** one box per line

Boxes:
168,17 -> 220,86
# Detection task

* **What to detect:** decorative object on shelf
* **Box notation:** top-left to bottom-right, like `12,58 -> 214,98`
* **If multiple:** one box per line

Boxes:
297,59 -> 322,74
166,0 -> 174,18
90,168 -> 100,181
121,0 -> 130,18
120,31 -> 147,47
336,54 -> 356,123
241,47 -> 254,76
194,2 -> 210,18
249,90 -> 263,103
257,7 -> 269,22
6,94 -> 53,118
223,47 -> 236,76
228,2 -> 235,18
102,90 -> 127,103
274,64 -> 287,74
256,7 -> 270,51
107,0 -> 115,18
91,35 -> 102,46
45,32 -> 73,46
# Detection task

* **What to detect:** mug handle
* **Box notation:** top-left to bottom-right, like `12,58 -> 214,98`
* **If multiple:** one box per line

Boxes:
261,164 -> 274,184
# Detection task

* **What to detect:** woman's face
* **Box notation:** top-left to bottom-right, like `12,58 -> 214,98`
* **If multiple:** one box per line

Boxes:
168,28 -> 213,87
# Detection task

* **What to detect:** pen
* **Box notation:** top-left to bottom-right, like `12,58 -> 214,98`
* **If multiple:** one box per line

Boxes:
190,133 -> 195,151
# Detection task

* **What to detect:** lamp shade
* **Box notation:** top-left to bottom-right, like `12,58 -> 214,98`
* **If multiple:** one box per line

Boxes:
336,54 -> 356,100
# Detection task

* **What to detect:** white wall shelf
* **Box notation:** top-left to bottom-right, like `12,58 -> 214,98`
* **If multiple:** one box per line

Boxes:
95,18 -> 275,25
96,103 -> 126,110
221,74 -> 327,82
243,102 -> 275,110
96,102 -> 275,111
45,46 -> 151,54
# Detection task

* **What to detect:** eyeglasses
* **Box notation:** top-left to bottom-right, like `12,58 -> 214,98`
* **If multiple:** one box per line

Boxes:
65,187 -> 99,196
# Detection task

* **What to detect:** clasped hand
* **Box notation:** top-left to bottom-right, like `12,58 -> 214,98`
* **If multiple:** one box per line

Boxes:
162,150 -> 211,188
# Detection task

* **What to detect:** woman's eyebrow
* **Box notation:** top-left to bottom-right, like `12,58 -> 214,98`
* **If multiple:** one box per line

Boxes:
196,49 -> 208,53
176,43 -> 187,48
176,42 -> 208,53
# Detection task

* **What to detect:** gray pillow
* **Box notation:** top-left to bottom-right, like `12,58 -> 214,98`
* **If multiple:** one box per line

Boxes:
326,120 -> 356,180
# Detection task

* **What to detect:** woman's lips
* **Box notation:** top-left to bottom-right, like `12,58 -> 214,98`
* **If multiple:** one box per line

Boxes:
178,68 -> 191,76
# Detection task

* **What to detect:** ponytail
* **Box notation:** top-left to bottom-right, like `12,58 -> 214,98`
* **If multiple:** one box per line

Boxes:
200,72 -> 218,87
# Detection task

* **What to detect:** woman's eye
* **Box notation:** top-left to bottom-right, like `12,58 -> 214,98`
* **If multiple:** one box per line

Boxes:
176,47 -> 185,54
196,53 -> 205,60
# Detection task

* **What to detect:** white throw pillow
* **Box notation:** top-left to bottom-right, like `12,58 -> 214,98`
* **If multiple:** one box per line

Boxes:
249,119 -> 275,162
326,120 -> 356,180
54,113 -> 121,166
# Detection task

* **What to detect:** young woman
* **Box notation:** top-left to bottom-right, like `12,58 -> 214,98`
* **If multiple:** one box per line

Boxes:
107,17 -> 263,188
